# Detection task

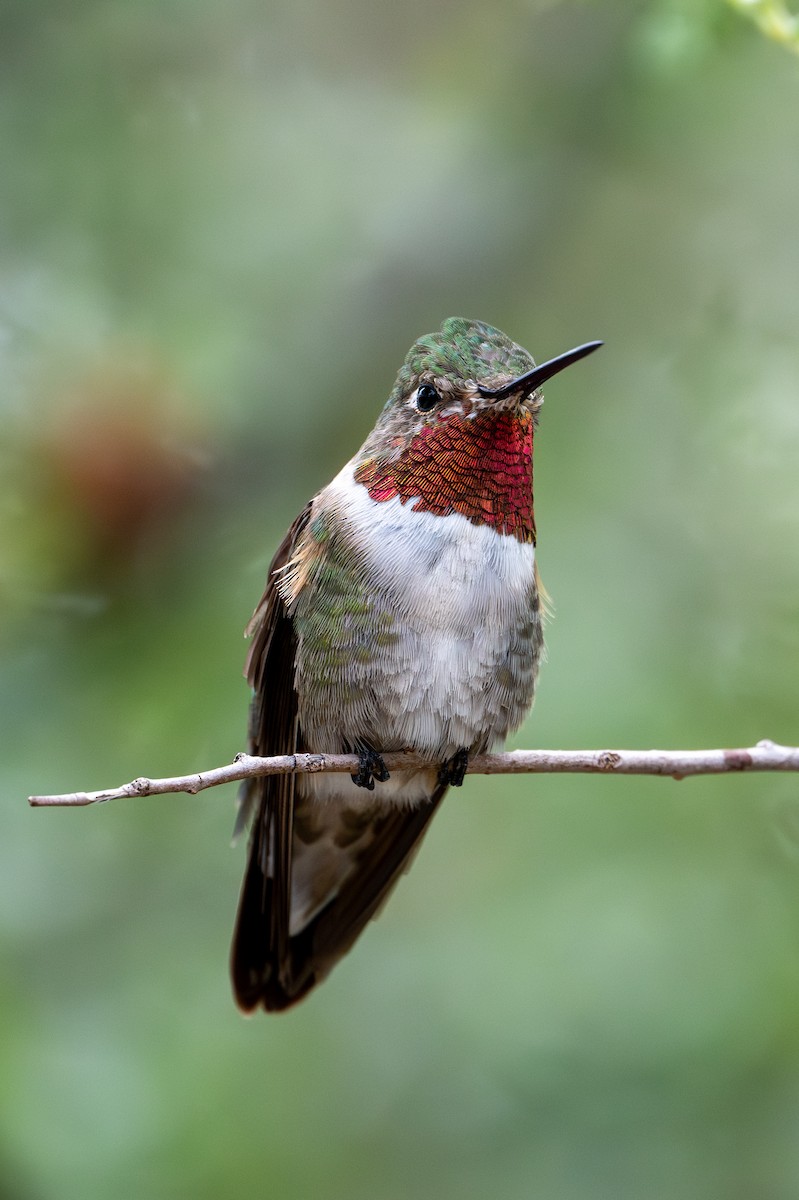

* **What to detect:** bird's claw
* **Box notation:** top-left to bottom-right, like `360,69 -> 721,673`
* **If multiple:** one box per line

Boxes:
351,750 -> 390,790
438,748 -> 469,787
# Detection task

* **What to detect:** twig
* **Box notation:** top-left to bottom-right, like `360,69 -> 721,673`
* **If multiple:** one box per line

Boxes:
27,739 -> 799,807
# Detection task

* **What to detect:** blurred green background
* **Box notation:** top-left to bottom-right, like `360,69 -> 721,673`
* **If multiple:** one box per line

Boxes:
2,1 -> 799,1197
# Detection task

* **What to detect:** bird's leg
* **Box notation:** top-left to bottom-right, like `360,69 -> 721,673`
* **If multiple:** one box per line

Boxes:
351,749 -> 391,791
438,748 -> 469,787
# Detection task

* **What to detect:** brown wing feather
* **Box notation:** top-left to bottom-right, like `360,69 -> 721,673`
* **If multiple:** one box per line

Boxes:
230,507 -> 310,1012
231,505 -> 448,1013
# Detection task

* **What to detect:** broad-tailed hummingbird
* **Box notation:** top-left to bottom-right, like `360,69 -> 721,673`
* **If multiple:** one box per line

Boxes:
232,317 -> 601,1011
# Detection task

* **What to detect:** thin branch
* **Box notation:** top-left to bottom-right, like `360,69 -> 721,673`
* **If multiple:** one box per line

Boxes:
27,739 -> 799,807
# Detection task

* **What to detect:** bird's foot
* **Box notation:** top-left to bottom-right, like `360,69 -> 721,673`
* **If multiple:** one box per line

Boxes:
438,748 -> 469,788
351,750 -> 391,791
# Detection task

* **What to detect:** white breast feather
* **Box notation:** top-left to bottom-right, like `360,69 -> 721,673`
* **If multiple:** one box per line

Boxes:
324,461 -> 536,630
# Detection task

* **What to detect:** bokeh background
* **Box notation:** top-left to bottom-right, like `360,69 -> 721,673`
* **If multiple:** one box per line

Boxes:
2,1 -> 799,1197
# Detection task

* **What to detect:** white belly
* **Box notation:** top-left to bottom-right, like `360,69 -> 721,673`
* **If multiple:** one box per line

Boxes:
295,463 -> 541,804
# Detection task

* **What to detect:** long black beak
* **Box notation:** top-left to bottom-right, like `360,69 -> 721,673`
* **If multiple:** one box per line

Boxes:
477,340 -> 603,400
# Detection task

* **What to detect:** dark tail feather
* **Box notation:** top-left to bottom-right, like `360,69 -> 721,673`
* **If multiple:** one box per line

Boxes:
230,768 -> 295,1012
231,784 -> 447,1013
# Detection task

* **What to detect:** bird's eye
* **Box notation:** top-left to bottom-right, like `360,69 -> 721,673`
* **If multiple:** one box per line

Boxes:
415,383 -> 440,412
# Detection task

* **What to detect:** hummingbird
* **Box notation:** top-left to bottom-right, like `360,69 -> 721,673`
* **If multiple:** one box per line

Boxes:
231,317 -> 601,1012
